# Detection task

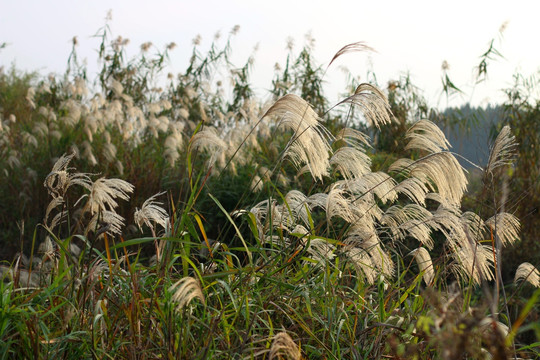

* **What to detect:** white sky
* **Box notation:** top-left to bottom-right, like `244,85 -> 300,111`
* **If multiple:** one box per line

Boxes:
1,0 -> 539,109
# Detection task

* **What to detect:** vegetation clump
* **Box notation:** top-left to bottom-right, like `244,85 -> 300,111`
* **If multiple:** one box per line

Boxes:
0,23 -> 539,359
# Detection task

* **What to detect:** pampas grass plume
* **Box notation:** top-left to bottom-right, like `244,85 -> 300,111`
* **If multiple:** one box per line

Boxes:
514,262 -> 540,287
269,332 -> 301,360
134,192 -> 169,234
410,247 -> 435,285
169,277 -> 205,311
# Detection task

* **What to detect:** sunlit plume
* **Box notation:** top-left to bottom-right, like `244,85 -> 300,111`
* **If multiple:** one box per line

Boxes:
86,210 -> 125,236
334,83 -> 392,129
304,238 -> 336,266
262,94 -> 332,181
269,332 -> 301,360
390,152 -> 467,207
169,277 -> 205,312
381,204 -> 433,248
485,125 -> 517,177
335,127 -> 372,149
452,241 -> 494,285
393,177 -> 429,206
85,177 -> 134,215
329,146 -> 371,180
134,192 -> 169,234
405,119 -> 451,154
344,245 -> 377,284
410,247 -> 434,285
485,212 -> 520,247
190,127 -> 227,169
514,262 -> 540,287
44,152 -> 92,199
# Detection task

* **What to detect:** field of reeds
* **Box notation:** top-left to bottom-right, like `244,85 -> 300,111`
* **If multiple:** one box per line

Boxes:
0,24 -> 539,359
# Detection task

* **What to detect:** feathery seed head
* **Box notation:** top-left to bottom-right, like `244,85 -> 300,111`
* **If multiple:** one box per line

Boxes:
408,152 -> 468,207
345,246 -> 377,284
334,84 -> 391,129
460,211 -> 486,242
44,196 -> 66,230
394,177 -> 429,205
514,262 -> 540,287
44,153 -> 93,198
346,229 -> 394,279
38,236 -> 55,255
382,204 -> 433,247
410,247 -> 434,285
485,212 -> 520,247
405,119 -> 451,153
250,175 -> 263,192
335,127 -> 372,149
82,141 -> 97,166
169,277 -> 205,311
269,332 -> 301,360
86,177 -> 134,215
328,42 -> 376,68
452,242 -> 494,285
263,94 -> 332,181
134,192 -> 169,234
192,34 -> 202,46
485,125 -> 517,176
231,25 -> 240,35
330,147 -> 371,180
140,42 -> 152,52
86,210 -> 126,236
305,238 -> 336,266
111,79 -> 124,96
190,127 -> 227,169
326,188 -> 355,223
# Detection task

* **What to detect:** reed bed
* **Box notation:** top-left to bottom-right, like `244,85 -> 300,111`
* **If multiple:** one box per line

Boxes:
0,25 -> 539,359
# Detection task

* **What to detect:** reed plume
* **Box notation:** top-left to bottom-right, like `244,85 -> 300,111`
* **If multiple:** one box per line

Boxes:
269,332 -> 301,360
169,277 -> 205,311
334,83 -> 392,129
514,262 -> 540,287
410,247 -> 435,285
263,94 -> 332,181
485,125 -> 517,176
85,177 -> 134,215
134,192 -> 169,234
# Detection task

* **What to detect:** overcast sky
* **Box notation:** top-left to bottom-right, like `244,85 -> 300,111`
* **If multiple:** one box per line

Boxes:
1,0 -> 539,108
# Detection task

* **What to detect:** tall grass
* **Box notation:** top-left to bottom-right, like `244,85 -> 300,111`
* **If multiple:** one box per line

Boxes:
0,25 -> 539,359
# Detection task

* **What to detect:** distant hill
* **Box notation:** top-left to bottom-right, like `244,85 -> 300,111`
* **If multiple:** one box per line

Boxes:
436,104 -> 503,169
